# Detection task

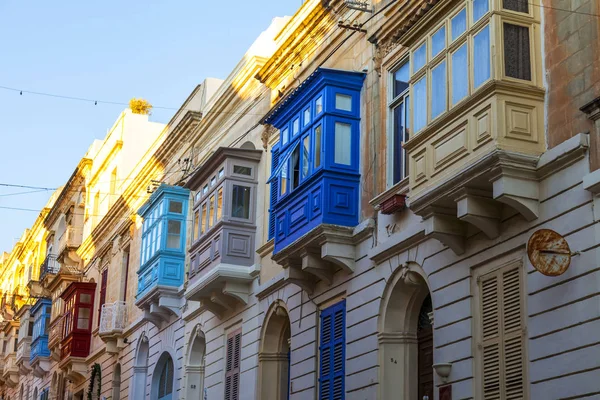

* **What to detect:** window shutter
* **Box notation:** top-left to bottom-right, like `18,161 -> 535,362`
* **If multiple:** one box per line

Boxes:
269,148 -> 280,239
479,264 -> 525,400
225,329 -> 242,400
98,268 -> 108,325
319,300 -> 346,400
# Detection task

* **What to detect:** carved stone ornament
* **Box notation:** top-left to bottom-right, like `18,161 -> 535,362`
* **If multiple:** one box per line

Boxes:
111,235 -> 121,256
399,263 -> 421,287
261,124 -> 278,151
373,38 -> 402,76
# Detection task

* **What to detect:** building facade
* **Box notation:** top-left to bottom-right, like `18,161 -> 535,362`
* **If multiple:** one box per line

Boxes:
1,0 -> 599,399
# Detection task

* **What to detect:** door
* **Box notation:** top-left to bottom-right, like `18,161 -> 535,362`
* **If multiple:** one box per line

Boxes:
417,295 -> 434,400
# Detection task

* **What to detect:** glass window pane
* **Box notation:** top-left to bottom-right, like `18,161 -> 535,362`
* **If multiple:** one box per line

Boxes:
314,126 -> 322,169
193,211 -> 199,240
201,204 -> 207,234
334,122 -> 352,165
315,96 -> 323,114
210,176 -> 216,186
504,23 -> 531,80
304,107 -> 311,126
208,196 -> 215,228
80,294 -> 92,304
77,308 -> 90,330
412,42 -> 427,72
393,62 -> 410,97
292,118 -> 300,136
233,165 -> 252,176
452,44 -> 468,104
291,146 -> 300,190
392,101 -> 406,184
168,200 -> 182,214
218,168 -> 224,178
473,0 -> 489,21
474,25 -> 492,87
280,163 -> 288,196
302,136 -> 310,178
413,76 -> 427,132
431,61 -> 447,119
231,185 -> 251,219
282,128 -> 289,145
335,94 -> 352,111
431,26 -> 446,58
217,188 -> 223,221
451,9 -> 467,41
202,185 -> 208,195
167,220 -> 181,249
503,0 -> 528,13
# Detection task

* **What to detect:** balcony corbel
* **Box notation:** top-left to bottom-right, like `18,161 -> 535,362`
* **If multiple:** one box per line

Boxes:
454,188 -> 501,239
422,207 -> 466,255
491,162 -> 539,222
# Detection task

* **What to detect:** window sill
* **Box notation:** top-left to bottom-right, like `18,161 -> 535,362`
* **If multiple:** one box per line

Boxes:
369,178 -> 409,212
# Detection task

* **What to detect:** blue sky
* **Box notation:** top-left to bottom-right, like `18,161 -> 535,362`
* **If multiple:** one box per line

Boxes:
0,1 -> 299,252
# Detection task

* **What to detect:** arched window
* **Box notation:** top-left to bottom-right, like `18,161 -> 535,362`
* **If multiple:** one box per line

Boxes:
157,357 -> 174,400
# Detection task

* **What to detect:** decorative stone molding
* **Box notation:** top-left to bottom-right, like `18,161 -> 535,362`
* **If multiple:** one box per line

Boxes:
261,124 -> 278,151
377,331 -> 418,345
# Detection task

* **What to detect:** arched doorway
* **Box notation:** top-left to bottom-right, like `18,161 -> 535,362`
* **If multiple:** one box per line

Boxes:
152,353 -> 175,400
258,301 -> 291,400
112,364 -> 122,400
379,263 -> 433,400
185,326 -> 206,399
131,333 -> 149,399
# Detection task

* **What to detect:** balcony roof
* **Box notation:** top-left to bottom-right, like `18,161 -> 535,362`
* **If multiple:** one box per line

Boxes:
185,147 -> 263,191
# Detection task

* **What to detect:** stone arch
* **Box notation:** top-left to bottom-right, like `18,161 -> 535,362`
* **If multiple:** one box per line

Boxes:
112,363 -> 122,400
151,351 -> 176,400
131,332 -> 150,399
258,300 -> 291,400
185,325 -> 206,400
240,141 -> 256,150
378,262 -> 434,400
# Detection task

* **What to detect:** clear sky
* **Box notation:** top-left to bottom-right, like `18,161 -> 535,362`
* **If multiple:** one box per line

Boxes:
0,0 -> 300,253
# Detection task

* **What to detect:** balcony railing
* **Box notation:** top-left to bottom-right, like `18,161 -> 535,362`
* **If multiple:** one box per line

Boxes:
99,301 -> 127,335
57,226 -> 83,255
39,254 -> 59,281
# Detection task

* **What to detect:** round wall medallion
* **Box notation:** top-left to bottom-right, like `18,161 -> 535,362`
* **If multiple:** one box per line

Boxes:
527,229 -> 571,277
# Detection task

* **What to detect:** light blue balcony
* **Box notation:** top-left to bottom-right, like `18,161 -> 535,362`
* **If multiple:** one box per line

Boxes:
135,184 -> 189,327
30,298 -> 51,378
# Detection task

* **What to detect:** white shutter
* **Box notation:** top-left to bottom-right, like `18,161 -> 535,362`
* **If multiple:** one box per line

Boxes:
479,263 -> 526,400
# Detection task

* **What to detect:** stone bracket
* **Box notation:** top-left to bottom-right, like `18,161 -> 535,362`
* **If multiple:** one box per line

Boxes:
321,242 -> 355,273
302,250 -> 333,285
455,189 -> 501,239
492,172 -> 539,221
423,209 -> 466,255
283,267 -> 317,295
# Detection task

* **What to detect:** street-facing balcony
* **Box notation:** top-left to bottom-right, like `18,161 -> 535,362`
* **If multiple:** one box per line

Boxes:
39,254 -> 60,282
264,68 -> 366,292
48,315 -> 64,361
57,226 -> 83,264
59,282 -> 95,384
135,184 -> 189,327
30,298 -> 51,378
2,321 -> 19,387
184,147 -> 262,318
15,305 -> 32,374
99,301 -> 127,354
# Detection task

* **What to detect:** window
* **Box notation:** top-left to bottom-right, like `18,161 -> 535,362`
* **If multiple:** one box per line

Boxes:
168,200 -> 183,214
302,136 -> 310,179
218,168 -> 224,178
167,220 -> 182,249
282,127 -> 289,145
319,300 -> 345,400
28,320 -> 34,337
292,118 -> 300,136
210,176 -> 216,187
231,185 -> 250,219
193,211 -> 199,241
98,268 -> 108,325
269,149 -> 280,240
158,357 -> 174,400
280,163 -> 288,197
477,263 -> 526,399
410,0 -> 492,133
389,60 -> 411,185
334,123 -> 351,165
201,204 -> 207,235
208,195 -> 215,228
290,146 -> 300,190
314,126 -> 322,169
224,329 -> 241,400
304,107 -> 311,126
77,307 -> 91,330
233,165 -> 252,176
503,0 -> 528,13
315,96 -> 323,114
216,188 -> 223,221
202,185 -> 208,195
122,248 -> 130,302
335,94 -> 352,111
504,23 -> 531,81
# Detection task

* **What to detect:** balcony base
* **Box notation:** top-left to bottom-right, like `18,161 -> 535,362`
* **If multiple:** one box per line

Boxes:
185,264 -> 258,319
99,333 -> 126,355
3,371 -> 18,388
273,223 -> 373,293
59,356 -> 88,384
136,286 -> 184,328
17,359 -> 31,375
31,357 -> 51,378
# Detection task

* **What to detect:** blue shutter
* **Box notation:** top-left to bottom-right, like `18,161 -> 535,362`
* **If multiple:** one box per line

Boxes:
319,300 -> 346,400
268,148 -> 280,239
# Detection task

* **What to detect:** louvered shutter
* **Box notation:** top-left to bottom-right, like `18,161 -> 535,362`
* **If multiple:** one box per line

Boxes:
98,268 -> 108,325
269,148 -> 280,239
319,300 -> 346,400
479,264 -> 525,400
225,329 -> 242,400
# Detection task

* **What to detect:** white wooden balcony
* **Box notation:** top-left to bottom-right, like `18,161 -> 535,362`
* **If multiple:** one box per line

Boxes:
99,301 -> 127,354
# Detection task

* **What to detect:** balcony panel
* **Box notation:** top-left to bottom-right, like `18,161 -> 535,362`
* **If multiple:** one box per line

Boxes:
30,335 -> 50,363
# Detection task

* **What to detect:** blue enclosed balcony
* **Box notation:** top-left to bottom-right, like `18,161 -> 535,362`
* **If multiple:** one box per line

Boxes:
30,298 -> 51,378
264,68 -> 366,291
135,184 -> 189,327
